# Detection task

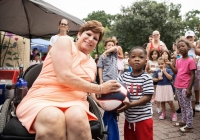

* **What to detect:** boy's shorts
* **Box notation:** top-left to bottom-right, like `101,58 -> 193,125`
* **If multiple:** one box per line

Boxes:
191,87 -> 196,101
194,75 -> 200,90
124,118 -> 153,140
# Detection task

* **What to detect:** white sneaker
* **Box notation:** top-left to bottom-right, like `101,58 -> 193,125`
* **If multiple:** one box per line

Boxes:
195,104 -> 200,112
156,108 -> 162,114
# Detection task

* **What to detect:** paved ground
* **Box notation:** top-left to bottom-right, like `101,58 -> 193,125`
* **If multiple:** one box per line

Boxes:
117,100 -> 200,140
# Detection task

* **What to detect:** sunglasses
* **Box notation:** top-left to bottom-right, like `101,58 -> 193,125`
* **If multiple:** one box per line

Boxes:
60,23 -> 68,26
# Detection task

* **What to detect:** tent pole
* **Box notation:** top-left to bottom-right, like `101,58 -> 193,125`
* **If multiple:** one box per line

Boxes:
22,0 -> 32,63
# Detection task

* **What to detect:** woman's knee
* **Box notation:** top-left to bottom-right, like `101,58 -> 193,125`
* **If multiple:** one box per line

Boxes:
65,106 -> 89,128
34,107 -> 66,130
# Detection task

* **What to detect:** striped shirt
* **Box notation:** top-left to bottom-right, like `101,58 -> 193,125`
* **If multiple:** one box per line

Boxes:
118,72 -> 154,123
97,52 -> 118,82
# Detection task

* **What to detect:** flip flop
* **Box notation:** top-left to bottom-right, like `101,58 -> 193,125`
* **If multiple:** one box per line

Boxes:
177,126 -> 193,133
173,122 -> 186,127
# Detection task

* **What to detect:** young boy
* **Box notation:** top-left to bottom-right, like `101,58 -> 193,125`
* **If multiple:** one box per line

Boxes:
117,46 -> 154,140
97,37 -> 119,140
98,37 -> 118,84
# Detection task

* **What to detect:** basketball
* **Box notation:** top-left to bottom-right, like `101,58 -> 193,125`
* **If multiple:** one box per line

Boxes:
97,81 -> 130,112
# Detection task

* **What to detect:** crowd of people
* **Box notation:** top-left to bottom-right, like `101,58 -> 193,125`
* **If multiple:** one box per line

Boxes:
22,19 -> 200,140
94,29 -> 200,139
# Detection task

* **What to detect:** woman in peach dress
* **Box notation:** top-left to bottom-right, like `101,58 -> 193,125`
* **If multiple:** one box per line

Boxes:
16,20 -> 121,140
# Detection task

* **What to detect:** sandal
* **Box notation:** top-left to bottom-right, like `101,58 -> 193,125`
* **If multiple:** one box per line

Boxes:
178,126 -> 193,133
173,122 -> 186,127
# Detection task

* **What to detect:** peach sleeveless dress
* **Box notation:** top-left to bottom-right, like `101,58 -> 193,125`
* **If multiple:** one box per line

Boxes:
16,40 -> 98,134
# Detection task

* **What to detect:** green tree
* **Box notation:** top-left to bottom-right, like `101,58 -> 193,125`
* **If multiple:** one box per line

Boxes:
183,10 -> 200,39
110,0 -> 183,51
84,11 -> 115,57
83,10 -> 114,28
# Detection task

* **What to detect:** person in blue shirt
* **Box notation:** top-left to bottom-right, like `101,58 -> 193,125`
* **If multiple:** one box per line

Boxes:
154,57 -> 177,121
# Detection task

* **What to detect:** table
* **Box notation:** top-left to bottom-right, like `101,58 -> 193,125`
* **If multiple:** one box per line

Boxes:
0,70 -> 20,84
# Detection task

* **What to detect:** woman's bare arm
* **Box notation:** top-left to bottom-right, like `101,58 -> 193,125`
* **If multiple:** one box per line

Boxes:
51,36 -> 120,94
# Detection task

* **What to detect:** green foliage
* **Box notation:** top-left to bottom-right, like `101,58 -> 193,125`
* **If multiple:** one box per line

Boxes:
84,0 -> 200,53
5,63 -> 13,67
110,0 -> 183,51
83,10 -> 114,28
183,10 -> 200,39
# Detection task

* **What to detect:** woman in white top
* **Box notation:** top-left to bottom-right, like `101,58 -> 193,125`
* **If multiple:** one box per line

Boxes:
48,19 -> 69,52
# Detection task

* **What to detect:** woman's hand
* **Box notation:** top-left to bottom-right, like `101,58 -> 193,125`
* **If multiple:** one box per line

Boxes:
101,80 -> 121,94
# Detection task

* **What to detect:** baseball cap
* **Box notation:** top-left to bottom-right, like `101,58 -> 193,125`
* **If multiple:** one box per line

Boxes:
185,30 -> 195,38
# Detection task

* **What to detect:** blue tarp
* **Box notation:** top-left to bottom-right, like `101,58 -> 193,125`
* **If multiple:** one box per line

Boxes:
31,38 -> 49,53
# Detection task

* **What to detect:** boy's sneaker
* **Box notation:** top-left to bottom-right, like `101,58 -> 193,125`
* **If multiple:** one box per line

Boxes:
172,113 -> 177,121
159,112 -> 166,120
156,108 -> 162,114
176,108 -> 181,114
195,104 -> 200,112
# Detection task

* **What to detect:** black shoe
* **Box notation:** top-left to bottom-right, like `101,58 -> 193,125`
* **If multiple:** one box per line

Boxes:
193,109 -> 195,117
176,108 -> 181,114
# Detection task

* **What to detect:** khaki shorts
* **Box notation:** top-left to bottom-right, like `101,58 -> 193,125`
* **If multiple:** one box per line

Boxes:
194,74 -> 200,90
191,87 -> 196,101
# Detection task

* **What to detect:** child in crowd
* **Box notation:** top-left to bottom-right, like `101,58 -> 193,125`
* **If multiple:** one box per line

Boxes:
112,36 -> 124,75
167,38 -> 196,133
98,37 -> 118,84
30,48 -> 39,61
123,52 -> 129,72
30,54 -> 41,66
185,30 -> 200,112
118,46 -> 154,140
154,57 -> 177,121
97,37 -> 119,140
145,49 -> 161,112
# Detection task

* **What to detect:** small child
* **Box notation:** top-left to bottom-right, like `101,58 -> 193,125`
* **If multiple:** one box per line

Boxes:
118,46 -> 154,140
30,54 -> 41,66
112,36 -> 124,75
167,38 -> 196,133
97,37 -> 119,140
154,57 -> 177,121
98,37 -> 118,84
123,52 -> 129,72
145,49 -> 160,112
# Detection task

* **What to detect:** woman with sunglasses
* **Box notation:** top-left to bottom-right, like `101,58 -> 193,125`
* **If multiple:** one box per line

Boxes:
48,19 -> 69,52
146,30 -> 168,60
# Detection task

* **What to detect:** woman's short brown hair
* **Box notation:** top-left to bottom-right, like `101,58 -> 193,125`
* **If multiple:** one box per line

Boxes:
103,37 -> 116,47
79,20 -> 105,44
